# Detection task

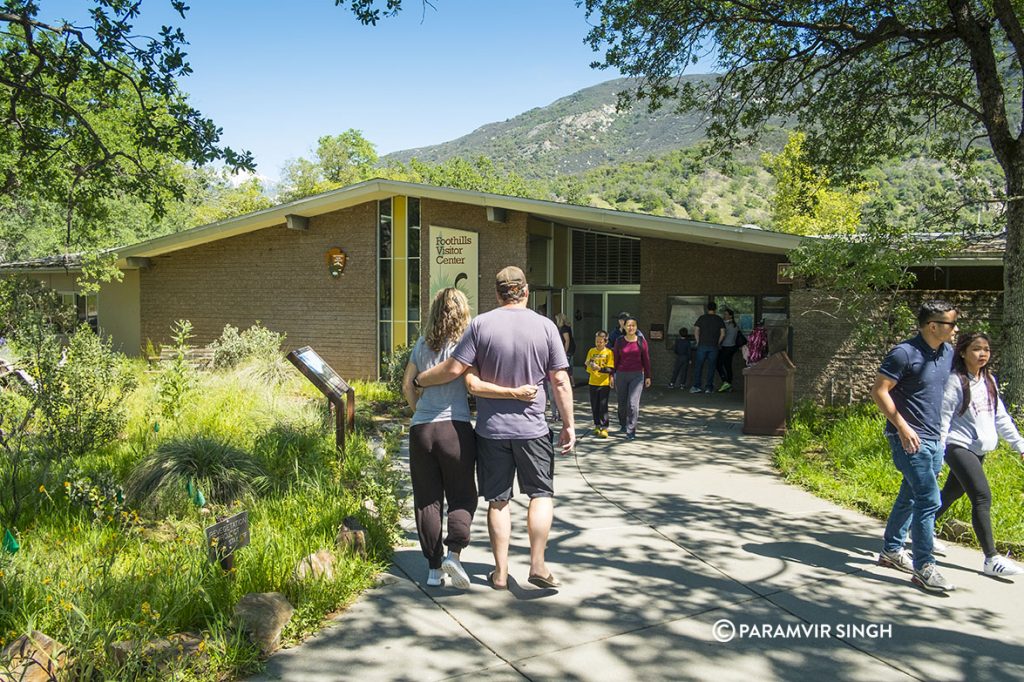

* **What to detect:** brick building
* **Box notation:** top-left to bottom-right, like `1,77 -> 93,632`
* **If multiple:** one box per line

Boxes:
1,179 -> 1005,396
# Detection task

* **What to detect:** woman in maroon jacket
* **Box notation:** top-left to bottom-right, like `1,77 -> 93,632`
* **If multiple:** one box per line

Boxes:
610,318 -> 651,441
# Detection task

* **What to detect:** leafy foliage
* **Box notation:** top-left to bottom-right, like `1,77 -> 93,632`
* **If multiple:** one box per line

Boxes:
158,320 -> 196,419
209,322 -> 286,370
580,0 -> 1024,405
0,2 -> 253,255
34,326 -> 137,460
788,220 -> 950,348
380,345 -> 413,398
763,133 -> 874,235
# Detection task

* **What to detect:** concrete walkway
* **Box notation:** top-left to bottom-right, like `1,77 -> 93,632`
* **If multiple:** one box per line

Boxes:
252,387 -> 1024,681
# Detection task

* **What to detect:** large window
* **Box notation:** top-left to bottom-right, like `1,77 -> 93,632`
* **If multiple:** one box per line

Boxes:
666,294 -> 789,339
378,196 -> 421,372
59,292 -> 98,333
571,230 -> 640,285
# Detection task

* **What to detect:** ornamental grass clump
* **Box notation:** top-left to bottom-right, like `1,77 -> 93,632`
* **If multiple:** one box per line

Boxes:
126,435 -> 269,511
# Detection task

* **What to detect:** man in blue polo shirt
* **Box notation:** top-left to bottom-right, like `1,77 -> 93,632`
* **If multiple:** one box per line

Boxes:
871,300 -> 958,592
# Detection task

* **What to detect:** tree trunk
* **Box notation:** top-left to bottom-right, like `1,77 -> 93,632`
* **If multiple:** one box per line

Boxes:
1001,173 -> 1024,416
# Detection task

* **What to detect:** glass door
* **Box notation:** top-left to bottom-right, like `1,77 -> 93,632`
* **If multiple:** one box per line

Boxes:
569,290 -> 640,379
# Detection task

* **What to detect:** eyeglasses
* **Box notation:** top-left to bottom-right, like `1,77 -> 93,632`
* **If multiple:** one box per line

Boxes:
929,320 -> 958,327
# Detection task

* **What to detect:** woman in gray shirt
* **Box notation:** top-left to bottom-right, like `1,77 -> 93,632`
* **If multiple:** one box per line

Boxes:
402,288 -> 535,588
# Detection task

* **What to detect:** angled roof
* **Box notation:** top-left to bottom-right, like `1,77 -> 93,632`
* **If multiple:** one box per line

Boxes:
0,179 -> 1004,272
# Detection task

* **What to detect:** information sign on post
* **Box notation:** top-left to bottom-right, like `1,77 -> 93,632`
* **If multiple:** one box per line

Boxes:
286,346 -> 355,453
205,511 -> 250,570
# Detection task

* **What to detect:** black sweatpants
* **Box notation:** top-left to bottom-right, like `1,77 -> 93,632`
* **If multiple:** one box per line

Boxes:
589,384 -> 610,428
937,444 -> 996,557
409,420 -> 478,568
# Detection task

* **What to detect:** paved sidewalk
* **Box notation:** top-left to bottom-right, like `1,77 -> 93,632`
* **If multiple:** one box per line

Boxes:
252,387 -> 1024,681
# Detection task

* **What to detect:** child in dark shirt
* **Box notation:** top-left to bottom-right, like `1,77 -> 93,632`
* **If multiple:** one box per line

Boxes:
668,328 -> 692,389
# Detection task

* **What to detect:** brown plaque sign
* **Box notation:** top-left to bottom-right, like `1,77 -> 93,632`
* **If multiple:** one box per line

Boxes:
205,511 -> 250,563
326,248 -> 347,277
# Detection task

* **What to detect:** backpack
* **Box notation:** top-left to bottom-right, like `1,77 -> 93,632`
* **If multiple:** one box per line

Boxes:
746,326 -> 768,365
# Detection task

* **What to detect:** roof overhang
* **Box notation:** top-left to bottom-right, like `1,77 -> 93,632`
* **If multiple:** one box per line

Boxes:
109,179 -> 803,262
0,179 -> 1007,271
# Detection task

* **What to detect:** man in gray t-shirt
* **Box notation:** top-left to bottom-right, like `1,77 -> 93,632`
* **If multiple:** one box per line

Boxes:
416,265 -> 574,590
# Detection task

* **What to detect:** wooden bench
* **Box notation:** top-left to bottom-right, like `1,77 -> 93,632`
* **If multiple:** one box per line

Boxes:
151,347 -> 216,369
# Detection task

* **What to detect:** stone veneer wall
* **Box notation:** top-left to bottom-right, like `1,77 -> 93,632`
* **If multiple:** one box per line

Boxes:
791,288 -> 1004,404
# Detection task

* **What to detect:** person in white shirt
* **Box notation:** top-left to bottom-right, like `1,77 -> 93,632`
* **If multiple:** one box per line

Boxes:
938,331 -> 1024,576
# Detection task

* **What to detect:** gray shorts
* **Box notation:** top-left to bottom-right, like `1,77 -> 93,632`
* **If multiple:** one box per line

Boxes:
477,435 -> 555,502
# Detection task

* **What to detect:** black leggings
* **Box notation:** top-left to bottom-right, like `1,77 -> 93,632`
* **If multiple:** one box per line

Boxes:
717,346 -> 739,384
936,444 -> 995,557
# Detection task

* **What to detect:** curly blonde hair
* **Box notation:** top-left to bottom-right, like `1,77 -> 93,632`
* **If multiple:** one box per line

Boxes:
425,287 -> 471,352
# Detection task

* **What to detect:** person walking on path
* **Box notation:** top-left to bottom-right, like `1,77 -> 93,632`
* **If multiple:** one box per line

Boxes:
549,313 -> 576,422
415,266 -> 575,591
668,328 -> 692,389
611,317 -> 651,441
937,331 -> 1024,576
608,312 -> 629,349
716,308 -> 744,392
691,302 -> 725,394
402,288 -> 537,588
872,300 -> 958,593
585,330 -> 615,438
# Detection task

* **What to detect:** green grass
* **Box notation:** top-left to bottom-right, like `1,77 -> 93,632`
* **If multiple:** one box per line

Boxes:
774,402 -> 1024,555
0,363 -> 405,680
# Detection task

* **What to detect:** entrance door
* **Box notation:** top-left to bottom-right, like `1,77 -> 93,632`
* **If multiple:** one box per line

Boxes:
569,291 -> 640,379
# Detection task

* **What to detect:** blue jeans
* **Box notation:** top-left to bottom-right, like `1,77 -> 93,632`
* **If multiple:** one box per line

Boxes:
882,435 -> 943,570
693,346 -> 719,391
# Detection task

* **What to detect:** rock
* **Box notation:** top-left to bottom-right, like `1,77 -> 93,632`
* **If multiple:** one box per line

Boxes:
941,518 -> 973,542
373,572 -> 400,588
362,498 -> 378,518
108,632 -> 206,673
379,421 -> 403,435
293,550 -> 335,582
336,517 -> 367,558
233,592 -> 294,655
0,631 -> 67,682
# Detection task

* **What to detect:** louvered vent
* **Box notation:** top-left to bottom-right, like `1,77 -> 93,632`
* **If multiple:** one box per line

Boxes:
571,231 -> 641,285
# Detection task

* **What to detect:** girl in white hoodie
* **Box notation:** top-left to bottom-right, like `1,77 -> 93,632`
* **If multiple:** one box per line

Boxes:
938,332 -> 1024,576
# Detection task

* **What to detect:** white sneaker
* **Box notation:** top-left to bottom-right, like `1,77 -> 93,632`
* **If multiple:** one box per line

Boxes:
426,568 -> 443,586
689,386 -> 702,394
906,536 -> 948,556
878,548 -> 914,574
441,554 -> 471,589
984,554 -> 1024,576
912,563 -> 955,593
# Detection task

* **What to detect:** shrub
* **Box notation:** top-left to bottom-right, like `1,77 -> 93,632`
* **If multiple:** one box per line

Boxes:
126,435 -> 269,511
381,345 -> 413,396
209,322 -> 286,370
35,326 -> 137,459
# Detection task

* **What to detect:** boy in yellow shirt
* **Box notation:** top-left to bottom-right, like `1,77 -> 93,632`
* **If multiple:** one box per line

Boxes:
585,330 -> 615,438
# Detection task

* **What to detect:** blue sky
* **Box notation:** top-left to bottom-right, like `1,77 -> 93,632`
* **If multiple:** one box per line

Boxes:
44,0 -> 655,182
